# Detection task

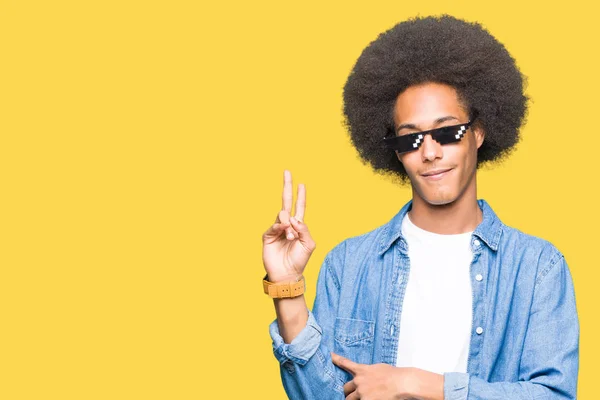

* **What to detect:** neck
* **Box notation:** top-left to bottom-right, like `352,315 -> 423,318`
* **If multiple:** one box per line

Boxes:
408,176 -> 482,235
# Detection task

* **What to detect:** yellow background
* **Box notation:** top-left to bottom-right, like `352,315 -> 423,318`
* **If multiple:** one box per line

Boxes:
1,0 -> 597,398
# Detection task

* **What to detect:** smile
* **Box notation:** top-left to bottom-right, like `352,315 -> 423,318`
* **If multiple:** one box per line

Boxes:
421,168 -> 453,180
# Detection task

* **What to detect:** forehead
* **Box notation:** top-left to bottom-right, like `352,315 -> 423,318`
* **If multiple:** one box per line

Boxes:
393,82 -> 466,124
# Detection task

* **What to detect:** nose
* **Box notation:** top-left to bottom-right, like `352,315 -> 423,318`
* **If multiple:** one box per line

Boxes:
420,133 -> 443,162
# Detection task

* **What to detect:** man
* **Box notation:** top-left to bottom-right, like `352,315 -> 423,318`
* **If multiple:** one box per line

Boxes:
261,15 -> 579,400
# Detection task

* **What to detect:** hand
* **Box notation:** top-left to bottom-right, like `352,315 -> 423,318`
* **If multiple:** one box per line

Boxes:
262,170 -> 317,283
331,352 -> 420,400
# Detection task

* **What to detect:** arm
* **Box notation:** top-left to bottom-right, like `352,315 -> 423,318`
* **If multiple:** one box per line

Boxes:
263,171 -> 345,399
273,294 -> 308,345
269,247 -> 346,400
437,253 -> 579,400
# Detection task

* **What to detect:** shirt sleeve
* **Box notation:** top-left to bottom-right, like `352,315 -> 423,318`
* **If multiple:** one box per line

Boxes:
268,244 -> 347,399
444,253 -> 580,400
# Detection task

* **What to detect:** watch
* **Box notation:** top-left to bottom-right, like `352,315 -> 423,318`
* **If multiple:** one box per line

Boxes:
263,273 -> 305,298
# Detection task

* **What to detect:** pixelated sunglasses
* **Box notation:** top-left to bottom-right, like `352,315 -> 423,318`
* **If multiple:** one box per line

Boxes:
382,110 -> 479,154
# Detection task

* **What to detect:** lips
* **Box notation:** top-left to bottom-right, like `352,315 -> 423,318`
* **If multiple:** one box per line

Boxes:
421,168 -> 452,177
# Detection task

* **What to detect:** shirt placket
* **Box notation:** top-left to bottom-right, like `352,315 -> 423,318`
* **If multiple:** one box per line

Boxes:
467,237 -> 487,376
382,238 -> 411,365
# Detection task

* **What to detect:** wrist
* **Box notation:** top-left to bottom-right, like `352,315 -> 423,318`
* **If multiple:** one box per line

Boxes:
266,272 -> 303,283
405,368 -> 444,400
263,273 -> 305,299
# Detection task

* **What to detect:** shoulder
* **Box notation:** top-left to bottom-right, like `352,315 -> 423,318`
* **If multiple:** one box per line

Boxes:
498,223 -> 566,286
330,222 -> 389,256
323,222 -> 391,275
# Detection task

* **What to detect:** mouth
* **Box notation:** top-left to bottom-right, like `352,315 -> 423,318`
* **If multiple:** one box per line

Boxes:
421,168 -> 453,180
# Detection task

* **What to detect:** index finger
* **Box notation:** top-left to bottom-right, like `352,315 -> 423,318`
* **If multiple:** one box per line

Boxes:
282,170 -> 293,212
331,352 -> 362,376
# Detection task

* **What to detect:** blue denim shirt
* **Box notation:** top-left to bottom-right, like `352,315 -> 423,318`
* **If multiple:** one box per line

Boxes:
269,199 -> 579,399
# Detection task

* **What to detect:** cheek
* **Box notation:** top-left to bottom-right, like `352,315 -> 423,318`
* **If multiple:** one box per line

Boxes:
398,154 -> 421,175
452,149 -> 478,182
447,143 -> 473,166
461,142 -> 478,166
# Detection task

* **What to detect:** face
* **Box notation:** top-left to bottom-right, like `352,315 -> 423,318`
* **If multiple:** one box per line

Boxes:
393,82 -> 484,205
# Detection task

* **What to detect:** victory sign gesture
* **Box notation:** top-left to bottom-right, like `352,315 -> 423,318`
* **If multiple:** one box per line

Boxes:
262,170 -> 317,283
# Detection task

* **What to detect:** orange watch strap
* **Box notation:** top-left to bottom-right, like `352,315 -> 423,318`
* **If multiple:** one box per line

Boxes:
263,274 -> 305,298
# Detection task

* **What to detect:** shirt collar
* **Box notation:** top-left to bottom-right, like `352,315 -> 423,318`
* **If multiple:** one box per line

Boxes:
377,198 -> 503,256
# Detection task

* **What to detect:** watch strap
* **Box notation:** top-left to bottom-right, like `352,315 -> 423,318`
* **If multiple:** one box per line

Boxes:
263,274 -> 305,298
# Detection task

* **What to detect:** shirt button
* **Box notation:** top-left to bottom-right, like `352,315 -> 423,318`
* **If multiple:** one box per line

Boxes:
284,361 -> 295,373
473,239 -> 481,246
475,274 -> 483,281
476,327 -> 484,335
391,325 -> 395,336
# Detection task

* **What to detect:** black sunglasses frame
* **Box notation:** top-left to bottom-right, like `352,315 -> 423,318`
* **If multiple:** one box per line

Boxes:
382,110 -> 479,154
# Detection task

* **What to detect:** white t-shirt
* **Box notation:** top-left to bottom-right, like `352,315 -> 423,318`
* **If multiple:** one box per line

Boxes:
394,213 -> 474,374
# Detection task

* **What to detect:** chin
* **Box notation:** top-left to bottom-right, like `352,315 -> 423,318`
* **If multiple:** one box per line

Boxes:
424,196 -> 455,206
418,186 -> 458,206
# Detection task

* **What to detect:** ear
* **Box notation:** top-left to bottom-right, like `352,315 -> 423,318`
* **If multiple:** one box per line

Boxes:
395,150 -> 403,164
473,125 -> 485,150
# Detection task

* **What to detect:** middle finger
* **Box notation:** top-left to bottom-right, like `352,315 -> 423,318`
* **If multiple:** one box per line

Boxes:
343,380 -> 357,396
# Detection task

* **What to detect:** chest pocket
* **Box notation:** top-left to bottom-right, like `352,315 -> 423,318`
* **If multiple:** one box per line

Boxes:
334,317 -> 375,346
333,317 -> 375,381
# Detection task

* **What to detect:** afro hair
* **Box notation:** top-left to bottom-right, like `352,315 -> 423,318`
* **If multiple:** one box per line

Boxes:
342,14 -> 529,184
